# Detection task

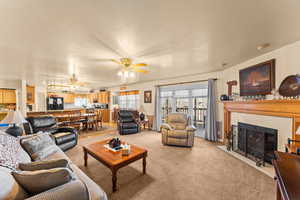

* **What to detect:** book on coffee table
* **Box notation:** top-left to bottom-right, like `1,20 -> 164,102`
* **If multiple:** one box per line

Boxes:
104,144 -> 125,152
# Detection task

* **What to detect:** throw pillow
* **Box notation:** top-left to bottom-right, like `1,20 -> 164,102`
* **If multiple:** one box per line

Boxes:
12,168 -> 74,195
20,133 -> 58,161
19,159 -> 69,171
0,131 -> 31,170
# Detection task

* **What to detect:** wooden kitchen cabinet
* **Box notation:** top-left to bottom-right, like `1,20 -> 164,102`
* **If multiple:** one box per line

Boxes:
100,109 -> 110,122
2,89 -> 16,104
27,85 -> 35,105
63,93 -> 75,104
88,93 -> 98,103
0,90 -> 3,104
98,91 -> 110,104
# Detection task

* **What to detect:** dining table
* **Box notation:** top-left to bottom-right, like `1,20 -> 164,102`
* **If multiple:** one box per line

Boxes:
56,113 -> 97,131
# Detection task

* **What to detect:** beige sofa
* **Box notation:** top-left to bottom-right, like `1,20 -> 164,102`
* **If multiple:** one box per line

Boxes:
0,139 -> 107,200
161,113 -> 196,147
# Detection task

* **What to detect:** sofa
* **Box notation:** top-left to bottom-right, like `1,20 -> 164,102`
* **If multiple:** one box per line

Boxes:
161,113 -> 196,147
117,110 -> 140,135
0,132 -> 107,200
24,116 -> 78,151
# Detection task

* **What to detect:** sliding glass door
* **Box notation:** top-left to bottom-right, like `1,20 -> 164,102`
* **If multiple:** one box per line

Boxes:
158,82 -> 208,137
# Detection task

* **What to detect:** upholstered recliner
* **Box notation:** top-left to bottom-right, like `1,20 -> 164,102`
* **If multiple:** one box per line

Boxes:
24,116 -> 78,151
161,113 -> 196,147
117,110 -> 140,135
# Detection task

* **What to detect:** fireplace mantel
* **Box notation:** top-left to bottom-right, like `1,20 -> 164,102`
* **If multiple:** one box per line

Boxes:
223,100 -> 300,141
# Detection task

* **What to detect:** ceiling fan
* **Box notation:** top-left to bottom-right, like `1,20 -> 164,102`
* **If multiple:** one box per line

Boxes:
68,73 -> 87,86
110,58 -> 149,74
47,74 -> 86,90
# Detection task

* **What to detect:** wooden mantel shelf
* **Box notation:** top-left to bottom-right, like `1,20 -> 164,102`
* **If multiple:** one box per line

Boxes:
223,100 -> 300,141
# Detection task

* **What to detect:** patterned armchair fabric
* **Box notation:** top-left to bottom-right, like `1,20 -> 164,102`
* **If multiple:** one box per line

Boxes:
161,113 -> 196,147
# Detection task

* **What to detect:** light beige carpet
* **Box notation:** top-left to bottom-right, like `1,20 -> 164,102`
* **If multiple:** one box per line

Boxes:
66,131 -> 275,200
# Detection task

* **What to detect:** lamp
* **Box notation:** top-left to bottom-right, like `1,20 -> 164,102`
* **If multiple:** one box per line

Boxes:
1,110 -> 27,137
296,126 -> 300,135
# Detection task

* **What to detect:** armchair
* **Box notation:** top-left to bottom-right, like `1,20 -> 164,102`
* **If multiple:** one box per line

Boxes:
117,110 -> 140,135
161,113 -> 196,147
24,116 -> 78,151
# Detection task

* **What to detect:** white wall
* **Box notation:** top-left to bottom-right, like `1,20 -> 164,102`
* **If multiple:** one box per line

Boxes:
218,40 -> 300,149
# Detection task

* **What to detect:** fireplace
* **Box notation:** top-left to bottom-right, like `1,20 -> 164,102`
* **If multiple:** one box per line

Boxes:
236,122 -> 278,166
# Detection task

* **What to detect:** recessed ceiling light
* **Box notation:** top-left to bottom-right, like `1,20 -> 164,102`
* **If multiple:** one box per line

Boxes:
257,43 -> 270,51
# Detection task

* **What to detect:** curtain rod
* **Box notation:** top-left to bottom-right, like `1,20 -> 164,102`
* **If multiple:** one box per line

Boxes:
155,78 -> 218,87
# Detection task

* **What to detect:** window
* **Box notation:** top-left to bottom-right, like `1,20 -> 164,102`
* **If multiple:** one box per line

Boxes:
160,91 -> 173,97
192,88 -> 208,97
174,90 -> 189,98
118,90 -> 140,110
74,97 -> 88,107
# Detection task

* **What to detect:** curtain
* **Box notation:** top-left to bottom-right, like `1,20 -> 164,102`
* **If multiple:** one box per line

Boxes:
153,86 -> 161,131
205,79 -> 217,141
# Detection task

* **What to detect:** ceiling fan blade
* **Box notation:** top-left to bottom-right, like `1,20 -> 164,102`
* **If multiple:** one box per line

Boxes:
133,69 -> 149,74
47,84 -> 70,88
111,59 -> 121,65
132,63 -> 148,67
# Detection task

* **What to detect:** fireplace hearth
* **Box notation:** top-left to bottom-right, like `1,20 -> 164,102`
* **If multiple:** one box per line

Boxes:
234,122 -> 278,166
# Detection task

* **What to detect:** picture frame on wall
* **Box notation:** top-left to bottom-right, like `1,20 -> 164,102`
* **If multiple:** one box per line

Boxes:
144,91 -> 152,103
239,59 -> 275,96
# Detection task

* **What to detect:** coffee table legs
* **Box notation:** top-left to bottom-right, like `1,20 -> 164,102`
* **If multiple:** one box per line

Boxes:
112,169 -> 117,192
111,156 -> 146,192
84,149 -> 88,167
143,156 -> 146,174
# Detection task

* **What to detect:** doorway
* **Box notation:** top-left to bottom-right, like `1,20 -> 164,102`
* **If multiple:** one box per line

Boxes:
158,82 -> 208,137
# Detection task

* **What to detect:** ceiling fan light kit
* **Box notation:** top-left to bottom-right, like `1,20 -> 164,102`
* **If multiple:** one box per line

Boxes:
110,57 -> 149,83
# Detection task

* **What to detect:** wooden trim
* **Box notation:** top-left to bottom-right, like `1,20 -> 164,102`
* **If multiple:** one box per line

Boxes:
223,100 -> 300,141
119,90 -> 139,96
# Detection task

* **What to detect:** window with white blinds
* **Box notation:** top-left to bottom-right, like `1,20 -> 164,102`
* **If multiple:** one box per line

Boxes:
160,91 -> 173,97
174,90 -> 189,98
192,89 -> 208,97
118,91 -> 140,110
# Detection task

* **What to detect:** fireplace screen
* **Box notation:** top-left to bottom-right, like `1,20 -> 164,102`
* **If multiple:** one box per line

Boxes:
232,122 -> 278,166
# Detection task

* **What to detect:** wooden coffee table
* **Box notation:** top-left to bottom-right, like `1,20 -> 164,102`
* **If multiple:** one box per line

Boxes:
83,139 -> 148,192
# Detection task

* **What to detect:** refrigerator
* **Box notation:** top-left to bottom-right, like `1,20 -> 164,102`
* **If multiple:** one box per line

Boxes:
47,97 -> 64,110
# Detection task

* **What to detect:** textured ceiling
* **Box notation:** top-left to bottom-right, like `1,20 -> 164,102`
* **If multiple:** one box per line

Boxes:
0,0 -> 300,88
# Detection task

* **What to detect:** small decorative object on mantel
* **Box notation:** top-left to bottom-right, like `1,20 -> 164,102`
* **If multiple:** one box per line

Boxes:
279,74 -> 300,97
220,94 -> 229,101
239,59 -> 275,96
227,80 -> 238,96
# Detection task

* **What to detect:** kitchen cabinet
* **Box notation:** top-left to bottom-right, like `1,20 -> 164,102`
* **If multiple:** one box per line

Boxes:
98,91 -> 110,104
2,89 -> 16,104
27,85 -> 35,105
99,109 -> 110,122
88,93 -> 98,103
48,92 -> 75,104
63,93 -> 75,104
0,90 -> 3,104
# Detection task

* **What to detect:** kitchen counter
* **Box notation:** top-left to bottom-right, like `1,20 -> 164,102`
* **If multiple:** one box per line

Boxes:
27,108 -> 111,122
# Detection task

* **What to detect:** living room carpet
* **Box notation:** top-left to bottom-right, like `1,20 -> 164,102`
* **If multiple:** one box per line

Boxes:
66,131 -> 275,200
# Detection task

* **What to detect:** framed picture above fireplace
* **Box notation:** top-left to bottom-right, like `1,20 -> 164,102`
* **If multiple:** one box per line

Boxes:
239,59 -> 275,96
